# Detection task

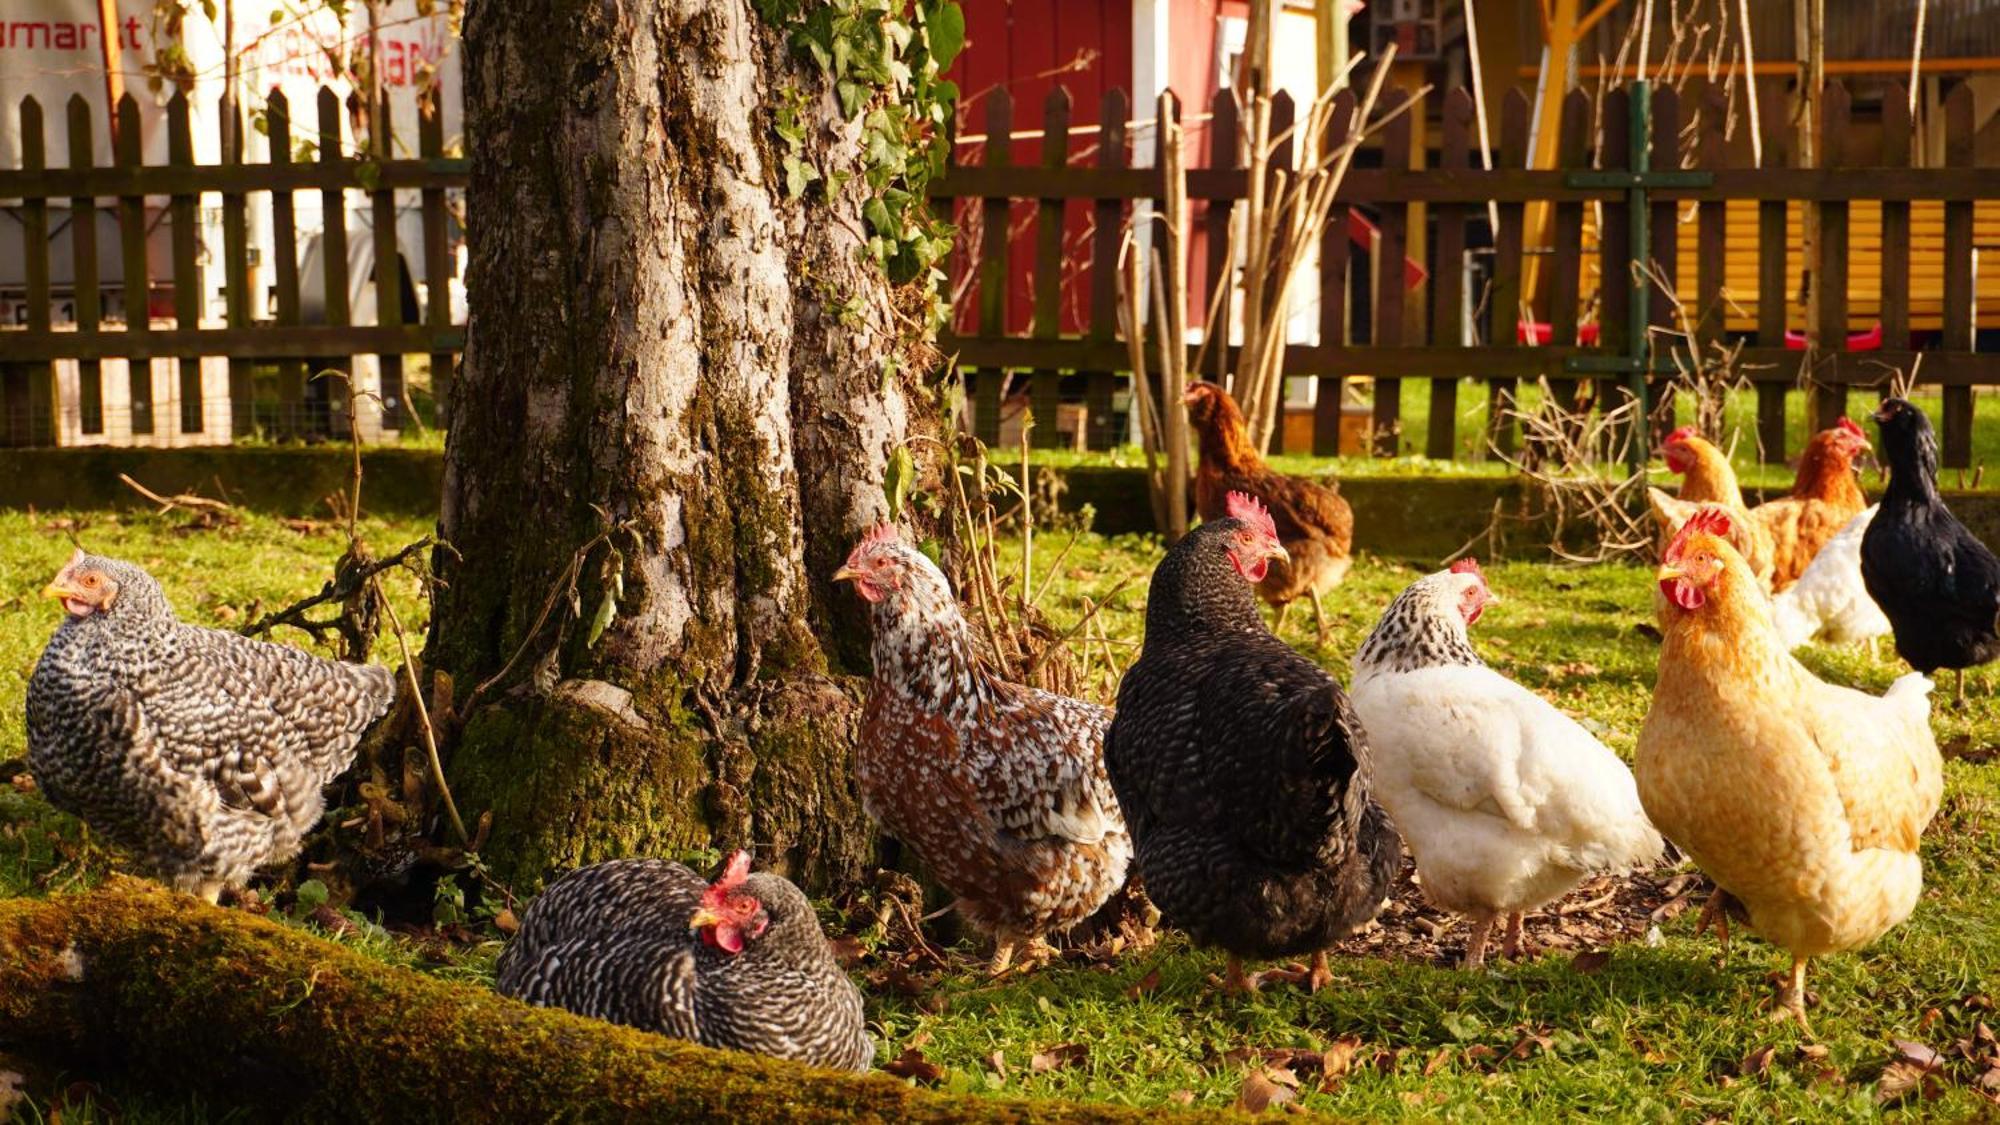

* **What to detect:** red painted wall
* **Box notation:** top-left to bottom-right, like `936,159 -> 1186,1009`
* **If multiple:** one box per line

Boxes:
948,0 -> 1140,337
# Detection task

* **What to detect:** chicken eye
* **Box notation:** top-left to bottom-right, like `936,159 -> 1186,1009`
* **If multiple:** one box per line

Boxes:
81,574 -> 100,587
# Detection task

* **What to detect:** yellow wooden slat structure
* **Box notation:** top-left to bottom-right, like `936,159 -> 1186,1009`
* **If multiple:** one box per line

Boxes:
1568,200 -> 2000,334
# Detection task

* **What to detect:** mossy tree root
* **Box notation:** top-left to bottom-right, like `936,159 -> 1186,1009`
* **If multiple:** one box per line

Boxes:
0,878 -> 1172,1123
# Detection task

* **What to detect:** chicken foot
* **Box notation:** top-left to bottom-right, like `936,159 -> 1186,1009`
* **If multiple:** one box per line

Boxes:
989,932 -> 1055,977
1693,887 -> 1740,959
1501,911 -> 1529,960
1309,594 -> 1331,648
1463,913 -> 1498,969
1211,955 -> 1264,995
1768,955 -> 1816,1036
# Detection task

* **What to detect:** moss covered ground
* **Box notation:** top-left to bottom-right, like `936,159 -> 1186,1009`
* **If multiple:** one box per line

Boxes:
2,504 -> 1998,1120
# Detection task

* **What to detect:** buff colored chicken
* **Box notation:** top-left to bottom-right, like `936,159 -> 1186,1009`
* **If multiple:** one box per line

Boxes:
1636,508 -> 1943,1030
1650,427 -> 1775,588
1745,419 -> 1871,590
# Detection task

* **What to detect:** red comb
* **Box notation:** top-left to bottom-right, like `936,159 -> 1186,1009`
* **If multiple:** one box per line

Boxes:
1836,416 -> 1864,438
1449,557 -> 1483,577
1662,425 -> 1698,446
1225,491 -> 1278,540
1665,505 -> 1733,563
715,850 -> 752,890
860,523 -> 899,548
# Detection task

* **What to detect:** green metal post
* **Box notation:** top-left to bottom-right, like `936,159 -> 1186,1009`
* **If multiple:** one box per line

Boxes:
1626,81 -> 1651,470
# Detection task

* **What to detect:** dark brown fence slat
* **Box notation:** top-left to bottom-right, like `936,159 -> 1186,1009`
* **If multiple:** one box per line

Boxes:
1427,88 -> 1471,460
1546,88 -> 1589,418
420,88 -> 454,431
268,90 -> 306,438
1879,84 -> 1912,355
1595,87 -> 1630,456
1485,89 -> 1529,457
1203,90 -> 1238,385
319,87 -> 355,425
1694,86 -> 1726,355
18,98 -> 56,445
1028,87 -> 1070,450
219,95 -> 252,435
371,89 -> 406,431
1644,85 -> 1678,427
1372,88 -> 1413,457
1313,89 -> 1356,457
1082,88 -> 1127,450
972,88 -> 1012,445
1264,92 -> 1296,436
1755,84 -> 1791,462
67,95 -> 103,435
113,95 -> 153,434
1941,83 -> 1975,467
168,94 -> 202,435
1811,82 -> 1851,433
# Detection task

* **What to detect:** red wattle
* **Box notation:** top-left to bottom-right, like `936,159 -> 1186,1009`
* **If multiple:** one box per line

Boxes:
1662,577 -> 1705,610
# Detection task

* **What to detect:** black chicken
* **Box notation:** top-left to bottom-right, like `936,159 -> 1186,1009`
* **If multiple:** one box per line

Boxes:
1104,491 -> 1400,993
1861,397 -> 2000,705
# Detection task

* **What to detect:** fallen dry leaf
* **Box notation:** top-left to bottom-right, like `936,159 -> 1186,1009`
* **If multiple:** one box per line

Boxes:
1030,1043 -> 1088,1073
985,1050 -> 1008,1079
1236,1069 -> 1296,1114
1423,1047 -> 1452,1077
1125,968 -> 1162,998
1878,1059 -> 1943,1106
1570,949 -> 1611,974
0,1070 -> 23,1119
1739,1046 -> 1776,1077
1168,1089 -> 1196,1106
827,935 -> 867,969
883,1047 -> 943,1085
1976,1065 -> 2000,1092
1893,1039 -> 1942,1069
493,908 -> 519,935
1320,1035 -> 1364,1079
1799,1043 -> 1830,1062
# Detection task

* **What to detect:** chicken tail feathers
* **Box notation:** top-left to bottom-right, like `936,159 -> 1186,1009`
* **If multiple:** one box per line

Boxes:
1885,672 -> 1935,722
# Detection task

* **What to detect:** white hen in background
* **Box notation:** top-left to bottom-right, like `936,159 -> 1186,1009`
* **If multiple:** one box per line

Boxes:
1771,505 -> 1891,654
1351,560 -> 1665,967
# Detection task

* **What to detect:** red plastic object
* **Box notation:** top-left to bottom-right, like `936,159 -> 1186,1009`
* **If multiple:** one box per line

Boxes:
1784,324 -> 1882,350
1517,320 -> 1602,346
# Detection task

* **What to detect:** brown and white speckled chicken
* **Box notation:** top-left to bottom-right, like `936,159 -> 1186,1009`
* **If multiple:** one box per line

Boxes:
836,525 -> 1131,974
26,551 -> 394,902
494,851 -> 873,1072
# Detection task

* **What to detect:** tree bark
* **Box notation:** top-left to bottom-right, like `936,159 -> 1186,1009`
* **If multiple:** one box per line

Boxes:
0,880 -> 1164,1122
432,0 -> 929,891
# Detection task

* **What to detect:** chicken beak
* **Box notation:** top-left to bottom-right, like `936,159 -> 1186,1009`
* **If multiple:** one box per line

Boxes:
687,906 -> 725,933
1872,405 -> 1894,424
831,565 -> 861,584
42,578 -> 85,602
1656,564 -> 1684,583
1267,543 -> 1290,564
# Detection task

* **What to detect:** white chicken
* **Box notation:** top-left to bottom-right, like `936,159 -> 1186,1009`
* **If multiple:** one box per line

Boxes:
1771,506 -> 1890,654
1351,559 -> 1666,967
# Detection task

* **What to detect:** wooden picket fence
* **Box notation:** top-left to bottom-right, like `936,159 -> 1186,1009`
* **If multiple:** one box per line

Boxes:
0,86 -> 465,445
933,78 -> 2000,467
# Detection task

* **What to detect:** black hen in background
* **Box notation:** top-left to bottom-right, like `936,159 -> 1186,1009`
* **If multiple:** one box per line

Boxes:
1104,492 -> 1400,993
1860,397 -> 2000,704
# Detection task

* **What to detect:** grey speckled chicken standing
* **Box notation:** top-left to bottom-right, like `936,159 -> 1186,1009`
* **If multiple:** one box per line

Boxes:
494,856 -> 875,1072
26,551 -> 395,901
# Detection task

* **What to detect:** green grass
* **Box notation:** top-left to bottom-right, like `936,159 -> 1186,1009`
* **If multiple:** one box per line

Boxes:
3,510 -> 1999,1118
1000,380 -> 2000,495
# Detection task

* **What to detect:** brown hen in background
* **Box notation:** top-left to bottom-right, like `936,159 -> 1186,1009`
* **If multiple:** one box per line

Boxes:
1184,381 -> 1353,640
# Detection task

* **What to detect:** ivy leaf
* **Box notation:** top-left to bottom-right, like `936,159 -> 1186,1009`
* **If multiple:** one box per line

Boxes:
783,155 -> 819,199
927,3 -> 966,69
863,195 -> 894,235
585,590 -> 617,648
883,445 -> 914,519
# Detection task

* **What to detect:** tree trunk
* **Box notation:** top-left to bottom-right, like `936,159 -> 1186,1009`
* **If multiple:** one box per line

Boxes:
432,0 -> 929,892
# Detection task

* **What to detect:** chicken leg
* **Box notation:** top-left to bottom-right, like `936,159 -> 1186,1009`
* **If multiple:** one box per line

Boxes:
1213,955 -> 1263,995
197,880 -> 225,906
1501,911 -> 1527,960
1305,950 -> 1334,993
1955,669 -> 1968,710
1770,955 -> 1814,1035
1463,912 -> 1498,969
1694,887 -> 1739,959
1310,593 -> 1331,648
